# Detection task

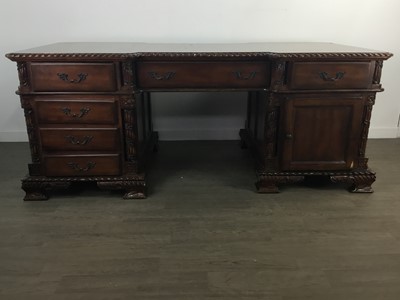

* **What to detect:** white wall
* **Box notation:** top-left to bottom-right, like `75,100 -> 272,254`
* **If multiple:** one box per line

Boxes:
1,0 -> 399,141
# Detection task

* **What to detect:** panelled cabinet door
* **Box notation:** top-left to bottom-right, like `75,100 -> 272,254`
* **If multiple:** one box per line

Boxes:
281,95 -> 365,171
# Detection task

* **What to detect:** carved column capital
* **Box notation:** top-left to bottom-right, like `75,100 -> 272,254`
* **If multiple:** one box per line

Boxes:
271,61 -> 287,91
121,60 -> 136,91
17,62 -> 30,92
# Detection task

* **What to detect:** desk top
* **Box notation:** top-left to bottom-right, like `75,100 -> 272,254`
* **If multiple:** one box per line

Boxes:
6,42 -> 392,60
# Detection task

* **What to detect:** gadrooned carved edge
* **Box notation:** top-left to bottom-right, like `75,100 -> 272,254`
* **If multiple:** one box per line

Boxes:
6,51 -> 393,60
22,175 -> 145,182
257,170 -> 376,177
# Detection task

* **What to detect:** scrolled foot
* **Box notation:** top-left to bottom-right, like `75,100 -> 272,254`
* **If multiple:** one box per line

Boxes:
123,190 -> 146,199
23,191 -> 49,201
349,185 -> 374,193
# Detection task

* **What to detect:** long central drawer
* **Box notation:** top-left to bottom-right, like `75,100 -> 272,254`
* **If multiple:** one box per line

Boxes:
136,62 -> 270,89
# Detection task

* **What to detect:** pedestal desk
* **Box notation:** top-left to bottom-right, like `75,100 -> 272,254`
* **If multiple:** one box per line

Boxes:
6,42 -> 392,200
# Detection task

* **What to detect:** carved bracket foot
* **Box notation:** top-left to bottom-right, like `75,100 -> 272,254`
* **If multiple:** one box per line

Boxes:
330,172 -> 376,193
97,180 -> 146,200
256,174 -> 305,193
21,178 -> 71,201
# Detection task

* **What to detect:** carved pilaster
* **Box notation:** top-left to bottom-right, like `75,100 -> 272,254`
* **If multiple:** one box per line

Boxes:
17,62 -> 30,92
357,94 -> 375,169
373,60 -> 383,85
264,93 -> 280,169
271,61 -> 286,91
121,95 -> 137,163
20,96 -> 40,164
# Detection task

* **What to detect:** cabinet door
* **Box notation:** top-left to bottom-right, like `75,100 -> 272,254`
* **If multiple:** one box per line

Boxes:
281,95 -> 364,171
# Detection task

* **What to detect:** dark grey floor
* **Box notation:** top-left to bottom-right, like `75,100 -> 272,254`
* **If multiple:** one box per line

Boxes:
0,139 -> 400,299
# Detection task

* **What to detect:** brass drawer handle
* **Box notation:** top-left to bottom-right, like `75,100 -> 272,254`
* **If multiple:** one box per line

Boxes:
65,135 -> 94,145
57,72 -> 88,83
319,71 -> 345,82
61,107 -> 90,118
234,71 -> 257,80
149,71 -> 175,80
67,161 -> 96,172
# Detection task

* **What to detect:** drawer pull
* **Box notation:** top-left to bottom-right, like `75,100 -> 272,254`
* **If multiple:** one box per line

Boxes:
149,71 -> 175,80
65,135 -> 94,145
67,161 -> 96,172
319,71 -> 345,82
234,71 -> 257,80
57,72 -> 88,83
61,107 -> 90,118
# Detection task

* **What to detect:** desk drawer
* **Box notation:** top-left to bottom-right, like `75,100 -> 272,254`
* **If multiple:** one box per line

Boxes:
43,154 -> 121,176
30,63 -> 118,92
35,99 -> 118,125
137,62 -> 269,89
289,62 -> 373,90
40,128 -> 120,151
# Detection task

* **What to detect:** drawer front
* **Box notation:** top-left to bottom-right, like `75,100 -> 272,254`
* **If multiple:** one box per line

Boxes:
43,154 -> 121,176
35,99 -> 118,125
40,128 -> 120,151
137,62 -> 270,89
30,63 -> 118,92
289,62 -> 373,90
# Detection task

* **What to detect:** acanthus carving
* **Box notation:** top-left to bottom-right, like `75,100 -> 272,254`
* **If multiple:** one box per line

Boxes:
373,60 -> 383,84
120,95 -> 136,109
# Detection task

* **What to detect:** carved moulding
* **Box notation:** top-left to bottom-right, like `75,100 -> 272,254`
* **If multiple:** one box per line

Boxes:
6,51 -> 393,61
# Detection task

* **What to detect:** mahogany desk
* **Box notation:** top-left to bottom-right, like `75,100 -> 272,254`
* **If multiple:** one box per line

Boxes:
6,42 -> 392,200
